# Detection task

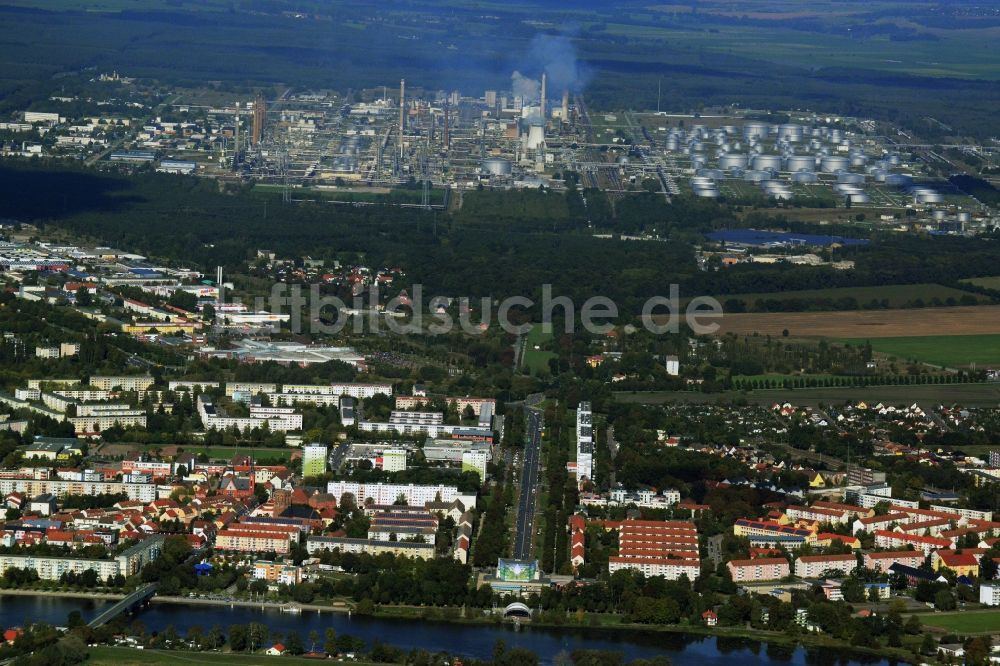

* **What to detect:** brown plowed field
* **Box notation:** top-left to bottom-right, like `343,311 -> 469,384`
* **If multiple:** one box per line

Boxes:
709,305 -> 1000,338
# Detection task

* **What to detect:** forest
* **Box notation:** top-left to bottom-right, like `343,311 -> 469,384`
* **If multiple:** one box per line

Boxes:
3,162 -> 999,317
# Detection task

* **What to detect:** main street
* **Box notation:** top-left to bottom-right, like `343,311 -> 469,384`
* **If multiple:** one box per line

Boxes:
513,408 -> 542,560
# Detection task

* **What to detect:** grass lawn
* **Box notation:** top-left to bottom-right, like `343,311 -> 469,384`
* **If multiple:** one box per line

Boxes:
86,646 -> 351,665
521,325 -> 556,374
842,334 -> 1000,368
920,611 -> 1000,633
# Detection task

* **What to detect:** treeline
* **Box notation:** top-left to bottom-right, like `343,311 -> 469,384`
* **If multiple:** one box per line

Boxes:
539,406 -> 578,574
309,549 -> 485,607
5,163 -> 1000,316
472,474 -> 513,567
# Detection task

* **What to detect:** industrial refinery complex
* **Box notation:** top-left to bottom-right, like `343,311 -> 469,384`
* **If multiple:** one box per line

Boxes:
8,72 -> 994,233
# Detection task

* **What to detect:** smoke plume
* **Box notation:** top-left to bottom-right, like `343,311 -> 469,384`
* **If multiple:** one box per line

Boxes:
511,70 -> 541,102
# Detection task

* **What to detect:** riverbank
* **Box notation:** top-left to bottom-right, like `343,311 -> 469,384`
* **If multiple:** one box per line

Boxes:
366,604 -> 917,664
86,646 -> 379,666
0,588 -> 125,601
153,595 -> 352,614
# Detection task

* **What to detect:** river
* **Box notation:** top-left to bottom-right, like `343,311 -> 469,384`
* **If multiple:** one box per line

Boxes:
0,595 -> 899,666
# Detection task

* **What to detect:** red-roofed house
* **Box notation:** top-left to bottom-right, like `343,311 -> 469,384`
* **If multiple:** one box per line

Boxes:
933,549 -> 983,577
874,530 -> 953,556
863,550 -> 924,572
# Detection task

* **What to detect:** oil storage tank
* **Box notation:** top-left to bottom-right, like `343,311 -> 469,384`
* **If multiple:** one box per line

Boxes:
744,122 -> 770,141
719,153 -> 748,170
820,155 -> 850,173
777,124 -> 804,142
752,154 -> 783,171
785,155 -> 816,172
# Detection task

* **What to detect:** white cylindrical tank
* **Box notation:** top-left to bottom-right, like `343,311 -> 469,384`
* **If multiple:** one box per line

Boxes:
777,124 -> 803,142
785,155 -> 816,172
752,154 -> 783,171
821,155 -> 851,173
719,154 -> 748,170
792,171 -> 817,183
744,122 -> 770,141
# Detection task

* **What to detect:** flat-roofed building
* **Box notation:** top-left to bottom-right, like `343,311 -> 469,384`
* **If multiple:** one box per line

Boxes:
727,557 -> 790,582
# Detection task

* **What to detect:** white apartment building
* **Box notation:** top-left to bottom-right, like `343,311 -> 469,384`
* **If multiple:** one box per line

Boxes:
575,402 -> 594,485
608,557 -> 700,580
326,481 -> 472,508
224,382 -> 278,396
980,582 -> 1000,607
69,411 -> 147,434
89,375 -> 155,392
168,381 -> 220,391
381,449 -> 407,472
794,554 -> 858,578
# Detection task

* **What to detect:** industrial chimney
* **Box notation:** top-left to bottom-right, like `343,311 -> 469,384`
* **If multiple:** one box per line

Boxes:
562,89 -> 569,122
540,72 -> 546,123
443,103 -> 450,150
399,79 -> 406,159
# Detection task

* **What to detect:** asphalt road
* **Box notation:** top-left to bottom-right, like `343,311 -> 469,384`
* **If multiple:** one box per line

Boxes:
513,409 -> 543,560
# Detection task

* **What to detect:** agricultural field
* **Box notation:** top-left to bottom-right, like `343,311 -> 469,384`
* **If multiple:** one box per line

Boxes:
712,305 -> 1000,338
711,283 -> 984,311
521,325 -> 556,375
842,334 -> 1000,369
615,383 -> 1000,407
962,276 -> 1000,290
920,611 -> 1000,634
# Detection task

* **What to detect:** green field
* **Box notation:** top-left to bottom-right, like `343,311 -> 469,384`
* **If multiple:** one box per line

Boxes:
920,611 -> 1000,633
711,284 -> 984,310
842,334 -> 1000,368
86,646 -> 354,666
962,277 -> 1000,290
521,325 -> 556,374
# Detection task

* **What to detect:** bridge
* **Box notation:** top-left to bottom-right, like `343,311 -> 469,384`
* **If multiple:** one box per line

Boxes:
89,583 -> 158,628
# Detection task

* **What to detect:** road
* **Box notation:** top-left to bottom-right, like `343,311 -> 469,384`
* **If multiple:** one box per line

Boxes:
513,408 -> 543,560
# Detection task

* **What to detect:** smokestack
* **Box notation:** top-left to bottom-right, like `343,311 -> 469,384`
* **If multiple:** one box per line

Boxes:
216,266 -> 224,309
443,104 -> 450,150
399,79 -> 406,158
540,72 -> 546,123
562,89 -> 569,122
233,101 -> 240,169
